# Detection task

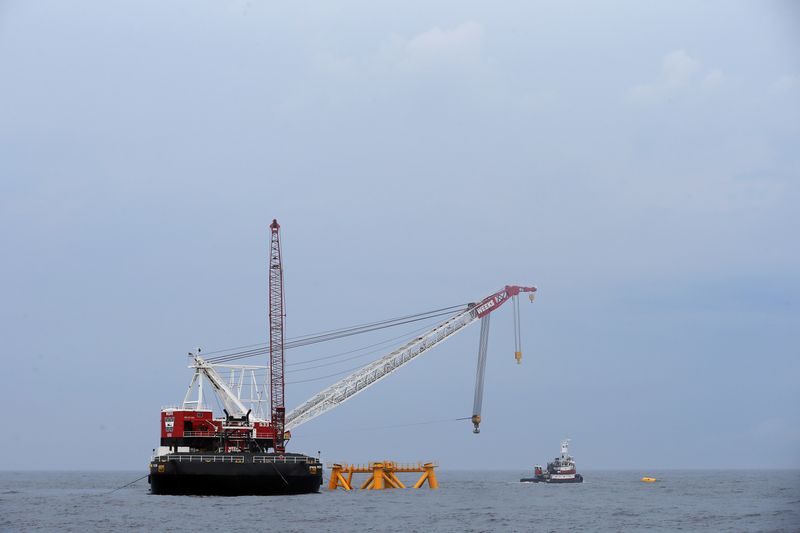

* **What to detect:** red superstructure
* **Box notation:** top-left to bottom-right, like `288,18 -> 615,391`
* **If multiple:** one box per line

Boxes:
155,221 -> 290,456
159,407 -> 278,453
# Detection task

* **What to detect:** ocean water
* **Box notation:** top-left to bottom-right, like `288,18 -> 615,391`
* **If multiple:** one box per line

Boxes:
1,470 -> 798,532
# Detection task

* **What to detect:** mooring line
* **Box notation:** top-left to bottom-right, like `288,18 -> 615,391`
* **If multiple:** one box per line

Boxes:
269,461 -> 289,486
107,473 -> 149,494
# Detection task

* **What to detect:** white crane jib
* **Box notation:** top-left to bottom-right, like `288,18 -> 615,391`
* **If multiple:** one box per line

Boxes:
285,285 -> 536,432
182,354 -> 251,417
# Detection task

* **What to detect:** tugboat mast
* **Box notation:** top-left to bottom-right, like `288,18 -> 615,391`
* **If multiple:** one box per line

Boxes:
268,219 -> 287,453
561,439 -> 571,460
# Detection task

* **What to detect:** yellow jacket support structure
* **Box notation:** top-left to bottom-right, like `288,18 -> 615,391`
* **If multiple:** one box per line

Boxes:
327,462 -> 438,490
328,464 -> 353,490
412,463 -> 439,489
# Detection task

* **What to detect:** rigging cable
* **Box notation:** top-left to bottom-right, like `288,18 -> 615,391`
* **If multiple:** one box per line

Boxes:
286,317 -> 457,370
285,362 -> 372,385
205,304 -> 466,362
210,311 -> 470,385
204,304 -> 468,364
212,318 -> 444,382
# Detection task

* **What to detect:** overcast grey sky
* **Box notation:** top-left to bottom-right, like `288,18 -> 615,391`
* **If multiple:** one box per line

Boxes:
1,1 -> 798,470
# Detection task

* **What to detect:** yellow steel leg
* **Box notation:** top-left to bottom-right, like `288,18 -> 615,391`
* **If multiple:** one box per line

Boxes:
387,471 -> 406,489
413,463 -> 439,489
371,463 -> 385,490
382,462 -> 398,489
424,463 -> 439,489
329,465 -> 342,490
328,465 -> 353,491
336,472 -> 352,490
328,466 -> 339,490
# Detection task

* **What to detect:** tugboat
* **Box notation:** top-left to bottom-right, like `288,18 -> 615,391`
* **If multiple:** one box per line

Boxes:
520,439 -> 583,484
148,220 -> 322,495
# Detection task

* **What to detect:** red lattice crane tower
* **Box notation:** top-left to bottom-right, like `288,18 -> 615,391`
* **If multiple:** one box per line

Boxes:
268,219 -> 286,452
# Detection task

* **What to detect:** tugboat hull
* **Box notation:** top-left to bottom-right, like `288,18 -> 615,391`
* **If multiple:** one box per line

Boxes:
548,474 -> 583,483
149,453 -> 323,496
520,474 -> 583,483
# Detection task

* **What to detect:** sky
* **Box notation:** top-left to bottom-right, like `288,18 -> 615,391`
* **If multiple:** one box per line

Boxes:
1,0 -> 798,470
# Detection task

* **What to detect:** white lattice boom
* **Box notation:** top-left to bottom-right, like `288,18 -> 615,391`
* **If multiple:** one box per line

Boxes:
285,285 -> 536,431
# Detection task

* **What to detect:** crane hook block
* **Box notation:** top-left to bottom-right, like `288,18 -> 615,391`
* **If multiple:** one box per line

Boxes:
515,351 -> 522,364
471,414 -> 481,434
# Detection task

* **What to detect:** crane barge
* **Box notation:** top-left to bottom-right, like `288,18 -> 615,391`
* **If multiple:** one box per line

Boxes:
148,220 -> 536,495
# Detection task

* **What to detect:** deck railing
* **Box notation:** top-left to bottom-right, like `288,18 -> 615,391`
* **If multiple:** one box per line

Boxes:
154,454 -> 319,464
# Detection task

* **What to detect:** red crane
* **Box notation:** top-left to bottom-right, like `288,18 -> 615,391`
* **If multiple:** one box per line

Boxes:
193,222 -> 536,443
268,219 -> 286,452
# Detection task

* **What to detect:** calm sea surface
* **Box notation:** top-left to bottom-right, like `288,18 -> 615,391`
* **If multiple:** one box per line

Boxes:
1,470 -> 798,532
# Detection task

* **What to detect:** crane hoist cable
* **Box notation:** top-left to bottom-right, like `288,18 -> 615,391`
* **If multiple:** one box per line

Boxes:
470,314 -> 491,433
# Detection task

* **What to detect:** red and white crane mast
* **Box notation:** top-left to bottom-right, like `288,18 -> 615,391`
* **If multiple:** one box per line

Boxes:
268,219 -> 286,452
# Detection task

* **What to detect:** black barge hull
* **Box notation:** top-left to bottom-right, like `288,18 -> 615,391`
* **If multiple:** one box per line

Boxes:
520,474 -> 583,484
149,453 -> 323,496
